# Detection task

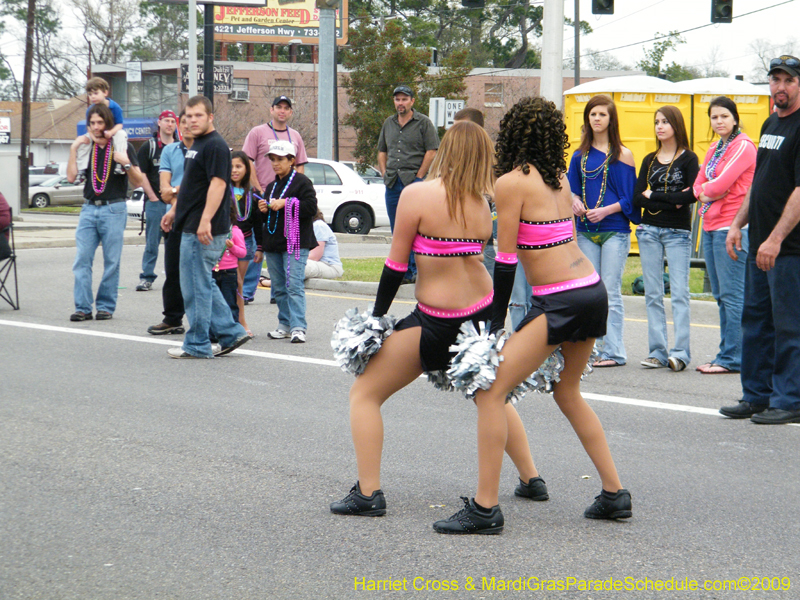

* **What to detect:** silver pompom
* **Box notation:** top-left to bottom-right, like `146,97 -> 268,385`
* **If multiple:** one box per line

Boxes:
507,346 -> 601,403
445,321 -> 504,399
426,369 -> 455,392
331,305 -> 396,376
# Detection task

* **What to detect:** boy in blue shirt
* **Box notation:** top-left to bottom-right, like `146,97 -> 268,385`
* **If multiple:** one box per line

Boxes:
78,77 -> 128,174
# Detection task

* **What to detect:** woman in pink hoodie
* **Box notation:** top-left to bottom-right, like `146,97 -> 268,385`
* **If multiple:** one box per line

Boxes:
693,97 -> 757,374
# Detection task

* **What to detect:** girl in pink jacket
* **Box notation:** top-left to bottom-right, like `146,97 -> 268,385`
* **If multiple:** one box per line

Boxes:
692,96 -> 757,374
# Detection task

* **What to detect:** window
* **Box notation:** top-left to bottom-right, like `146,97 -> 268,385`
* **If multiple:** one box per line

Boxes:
233,78 -> 249,91
323,165 -> 342,185
274,78 -> 295,101
484,82 -> 503,107
304,162 -> 325,185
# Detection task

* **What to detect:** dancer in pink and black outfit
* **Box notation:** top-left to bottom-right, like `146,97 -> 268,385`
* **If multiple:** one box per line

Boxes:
257,141 -> 317,344
331,122 -> 549,528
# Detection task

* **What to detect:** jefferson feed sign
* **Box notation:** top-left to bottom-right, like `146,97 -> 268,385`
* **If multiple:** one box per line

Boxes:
213,0 -> 348,46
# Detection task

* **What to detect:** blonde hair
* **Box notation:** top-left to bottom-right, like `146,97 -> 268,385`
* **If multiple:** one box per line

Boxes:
426,120 -> 495,225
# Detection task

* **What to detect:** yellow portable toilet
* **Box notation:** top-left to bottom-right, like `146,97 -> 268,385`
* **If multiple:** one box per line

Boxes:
563,76 -> 692,254
670,77 -> 771,157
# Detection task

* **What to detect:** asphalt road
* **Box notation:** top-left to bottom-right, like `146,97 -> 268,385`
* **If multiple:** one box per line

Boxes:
1,244 -> 798,600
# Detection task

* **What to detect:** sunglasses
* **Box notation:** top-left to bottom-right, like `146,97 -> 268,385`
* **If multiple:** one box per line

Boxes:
770,56 -> 800,69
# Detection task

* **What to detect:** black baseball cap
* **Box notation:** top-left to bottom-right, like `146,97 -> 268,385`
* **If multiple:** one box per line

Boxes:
272,95 -> 293,108
768,55 -> 800,79
392,85 -> 414,98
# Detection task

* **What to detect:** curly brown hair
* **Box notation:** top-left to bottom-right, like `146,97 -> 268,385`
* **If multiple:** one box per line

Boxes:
494,96 -> 569,190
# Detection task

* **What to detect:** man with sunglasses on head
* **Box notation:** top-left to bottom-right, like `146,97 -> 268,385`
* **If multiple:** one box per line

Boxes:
720,55 -> 800,425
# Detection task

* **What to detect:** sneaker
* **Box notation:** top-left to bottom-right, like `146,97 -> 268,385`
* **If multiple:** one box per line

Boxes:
147,322 -> 185,335
214,333 -> 253,356
270,297 -> 277,304
113,163 -> 124,175
243,296 -> 254,305
640,357 -> 666,368
750,407 -> 800,425
291,330 -> 306,343
514,476 -> 549,501
584,489 -> 632,520
668,356 -> 687,372
95,311 -> 112,320
168,347 -> 203,359
136,280 -> 153,292
330,483 -> 386,516
70,311 -> 93,322
268,328 -> 290,339
433,497 -> 504,535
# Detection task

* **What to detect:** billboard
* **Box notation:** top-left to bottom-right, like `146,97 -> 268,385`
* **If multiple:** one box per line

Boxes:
213,0 -> 348,46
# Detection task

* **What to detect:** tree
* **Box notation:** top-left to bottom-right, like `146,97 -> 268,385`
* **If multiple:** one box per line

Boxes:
340,17 -> 470,167
636,31 -> 699,82
70,0 -> 140,65
749,37 -> 798,80
127,1 -> 191,61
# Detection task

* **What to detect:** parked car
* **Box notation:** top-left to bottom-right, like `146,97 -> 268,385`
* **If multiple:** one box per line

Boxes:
340,161 -> 384,185
126,188 -> 147,221
28,175 -> 86,208
28,163 -> 66,187
305,158 -> 389,235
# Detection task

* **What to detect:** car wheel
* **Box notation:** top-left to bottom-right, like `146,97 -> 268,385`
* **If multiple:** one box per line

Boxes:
334,203 -> 373,235
31,193 -> 49,208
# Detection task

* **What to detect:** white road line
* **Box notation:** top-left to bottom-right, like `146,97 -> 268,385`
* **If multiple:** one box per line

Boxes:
3,319 -> 798,427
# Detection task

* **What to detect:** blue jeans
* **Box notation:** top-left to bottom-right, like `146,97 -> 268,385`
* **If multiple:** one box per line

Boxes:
385,178 -> 418,278
577,231 -> 630,364
140,201 -> 169,282
265,249 -> 309,332
213,268 -> 239,324
636,224 -> 691,365
242,234 -> 261,300
72,201 -> 128,314
703,228 -> 747,370
740,253 -> 800,411
509,261 -> 532,330
179,233 -> 247,357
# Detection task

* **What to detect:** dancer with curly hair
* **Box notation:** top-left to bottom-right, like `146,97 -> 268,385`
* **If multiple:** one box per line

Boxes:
331,121 -> 549,521
568,95 -> 639,367
433,97 -> 631,535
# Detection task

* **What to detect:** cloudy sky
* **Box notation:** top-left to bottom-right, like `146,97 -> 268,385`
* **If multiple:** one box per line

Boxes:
567,0 -> 797,81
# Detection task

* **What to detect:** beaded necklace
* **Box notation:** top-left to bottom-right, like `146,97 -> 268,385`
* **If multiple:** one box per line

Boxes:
700,130 -> 740,216
269,122 -> 292,146
580,146 -> 610,232
91,141 -> 114,195
266,169 -> 297,235
284,197 -> 301,279
231,187 -> 252,221
645,149 -> 680,216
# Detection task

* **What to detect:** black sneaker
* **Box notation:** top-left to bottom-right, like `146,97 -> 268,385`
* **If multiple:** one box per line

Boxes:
433,497 -> 504,535
584,489 -> 632,520
719,400 -> 767,419
70,311 -> 93,322
515,476 -> 549,501
214,333 -> 253,356
330,483 -> 386,516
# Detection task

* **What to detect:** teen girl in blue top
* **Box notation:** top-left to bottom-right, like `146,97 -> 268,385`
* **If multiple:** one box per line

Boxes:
568,95 -> 639,367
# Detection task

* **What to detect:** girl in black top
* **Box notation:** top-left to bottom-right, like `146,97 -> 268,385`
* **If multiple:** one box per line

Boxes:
257,141 -> 318,343
633,106 -> 699,372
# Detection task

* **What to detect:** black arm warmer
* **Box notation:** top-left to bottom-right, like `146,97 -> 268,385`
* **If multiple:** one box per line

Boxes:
373,265 -> 405,317
490,261 -> 517,333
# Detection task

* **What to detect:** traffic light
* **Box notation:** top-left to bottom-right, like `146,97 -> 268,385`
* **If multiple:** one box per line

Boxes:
592,0 -> 614,14
711,0 -> 733,23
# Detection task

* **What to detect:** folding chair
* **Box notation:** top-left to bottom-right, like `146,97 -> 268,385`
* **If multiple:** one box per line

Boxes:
0,206 -> 20,310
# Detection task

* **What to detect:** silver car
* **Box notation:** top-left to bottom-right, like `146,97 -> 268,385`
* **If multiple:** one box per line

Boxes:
28,176 -> 86,208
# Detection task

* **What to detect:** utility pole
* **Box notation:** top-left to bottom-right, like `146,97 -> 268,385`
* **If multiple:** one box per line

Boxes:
317,1 -> 337,160
203,5 -> 215,103
574,0 -> 580,87
540,0 -> 565,105
20,0 -> 35,207
189,0 -> 197,97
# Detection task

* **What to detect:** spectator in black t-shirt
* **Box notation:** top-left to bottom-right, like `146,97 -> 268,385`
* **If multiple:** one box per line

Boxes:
719,55 -> 800,425
67,103 -> 143,322
161,95 -> 251,359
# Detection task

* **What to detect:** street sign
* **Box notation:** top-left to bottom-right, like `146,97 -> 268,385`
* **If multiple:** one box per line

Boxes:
126,61 -> 142,83
0,117 -> 10,145
444,99 -> 465,129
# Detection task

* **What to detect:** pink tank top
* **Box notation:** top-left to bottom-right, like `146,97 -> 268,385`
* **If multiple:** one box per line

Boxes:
412,234 -> 485,257
517,217 -> 574,249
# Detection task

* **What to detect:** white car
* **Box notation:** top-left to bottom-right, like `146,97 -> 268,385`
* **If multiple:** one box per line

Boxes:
124,159 -> 390,235
304,158 -> 388,235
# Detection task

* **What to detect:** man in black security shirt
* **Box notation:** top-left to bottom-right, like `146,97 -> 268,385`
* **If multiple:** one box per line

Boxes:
161,95 -> 251,359
67,103 -> 143,322
720,55 -> 800,424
